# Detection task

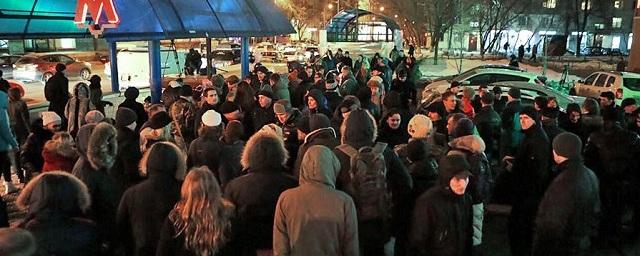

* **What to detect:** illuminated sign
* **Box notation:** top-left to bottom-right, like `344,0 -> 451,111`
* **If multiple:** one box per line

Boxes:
74,0 -> 120,37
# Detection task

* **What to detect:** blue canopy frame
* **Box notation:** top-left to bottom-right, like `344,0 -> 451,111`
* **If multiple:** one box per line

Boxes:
325,8 -> 399,43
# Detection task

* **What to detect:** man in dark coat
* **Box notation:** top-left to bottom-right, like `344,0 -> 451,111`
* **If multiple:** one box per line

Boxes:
500,87 -> 523,159
505,106 -> 551,256
111,108 -> 143,194
323,78 -> 343,114
252,90 -> 278,130
333,109 -> 413,255
20,113 -> 59,180
292,114 -> 339,177
274,99 -> 302,171
540,107 -> 565,142
187,110 -> 223,179
224,131 -> 297,256
533,132 -> 600,256
44,63 -> 70,127
473,92 -> 501,162
410,155 -> 473,256
492,86 -> 507,114
118,87 -> 148,132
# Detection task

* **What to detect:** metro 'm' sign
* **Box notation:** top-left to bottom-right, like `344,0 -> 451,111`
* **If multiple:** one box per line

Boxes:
74,0 -> 120,37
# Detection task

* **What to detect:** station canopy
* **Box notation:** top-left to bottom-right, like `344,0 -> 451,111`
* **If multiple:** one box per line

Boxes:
0,0 -> 295,40
325,8 -> 399,42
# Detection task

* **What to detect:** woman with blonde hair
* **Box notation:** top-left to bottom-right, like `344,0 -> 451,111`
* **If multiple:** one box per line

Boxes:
41,131 -> 78,173
156,166 -> 234,256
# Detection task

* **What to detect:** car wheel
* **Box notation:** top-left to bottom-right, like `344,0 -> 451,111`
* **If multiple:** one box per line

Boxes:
80,68 -> 91,80
43,72 -> 54,82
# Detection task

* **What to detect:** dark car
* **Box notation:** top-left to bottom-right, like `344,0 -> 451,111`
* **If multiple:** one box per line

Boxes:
13,53 -> 92,82
0,55 -> 21,79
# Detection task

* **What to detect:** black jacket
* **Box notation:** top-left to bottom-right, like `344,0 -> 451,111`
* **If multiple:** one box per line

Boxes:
44,72 -> 70,115
111,128 -> 143,194
473,105 -> 501,157
156,217 -> 232,256
217,139 -> 245,189
24,212 -> 100,256
541,118 -> 565,142
278,109 -> 302,170
223,167 -> 297,254
20,121 -> 53,174
118,100 -> 148,132
511,123 -> 551,202
187,132 -> 223,178
292,128 -> 340,177
252,104 -> 277,130
533,160 -> 600,256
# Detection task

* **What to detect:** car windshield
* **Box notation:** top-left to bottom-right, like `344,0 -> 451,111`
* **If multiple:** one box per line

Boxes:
623,78 -> 640,91
453,70 -> 477,82
15,56 -> 37,64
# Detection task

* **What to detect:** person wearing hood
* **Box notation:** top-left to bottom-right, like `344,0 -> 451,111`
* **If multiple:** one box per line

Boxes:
44,63 -> 70,127
292,114 -> 339,177
447,118 -> 491,253
533,132 -> 600,256
116,142 -> 185,256
303,89 -> 332,118
377,109 -> 410,148
274,145 -> 359,256
118,87 -> 148,132
21,112 -> 60,183
41,132 -> 78,173
0,85 -> 18,191
218,120 -> 245,188
330,96 -> 360,137
505,106 -> 551,256
64,82 -> 94,137
17,171 -> 100,255
187,110 -> 224,180
72,122 -> 120,253
223,131 -> 297,256
139,111 -> 174,154
410,155 -> 473,256
274,99 -> 303,171
252,90 -> 278,130
333,109 -> 413,256
111,108 -> 143,193
270,73 -> 290,102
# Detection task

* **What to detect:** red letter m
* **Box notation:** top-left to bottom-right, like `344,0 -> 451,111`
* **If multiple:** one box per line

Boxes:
74,0 -> 120,26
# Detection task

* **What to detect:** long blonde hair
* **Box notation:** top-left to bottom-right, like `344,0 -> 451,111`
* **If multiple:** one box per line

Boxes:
169,167 -> 234,256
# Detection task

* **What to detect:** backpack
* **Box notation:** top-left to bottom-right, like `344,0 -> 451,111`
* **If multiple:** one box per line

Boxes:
465,150 -> 494,203
338,142 -> 392,221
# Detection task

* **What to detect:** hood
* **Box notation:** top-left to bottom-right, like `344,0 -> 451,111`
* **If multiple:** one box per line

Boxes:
299,145 -> 341,188
303,127 -> 336,144
73,83 -> 89,98
285,108 -> 303,125
241,131 -> 288,171
341,109 -> 377,149
448,135 -> 486,154
76,124 -> 97,157
306,89 -> 328,110
87,123 -> 118,171
43,140 -> 78,159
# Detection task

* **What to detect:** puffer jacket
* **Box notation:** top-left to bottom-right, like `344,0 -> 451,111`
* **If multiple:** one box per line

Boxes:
273,145 -> 359,256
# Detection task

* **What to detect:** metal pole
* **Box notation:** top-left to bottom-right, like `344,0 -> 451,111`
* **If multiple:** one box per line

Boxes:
108,41 -> 119,93
241,36 -> 250,78
628,5 -> 640,72
149,40 -> 162,103
206,36 -> 213,77
543,36 -> 548,76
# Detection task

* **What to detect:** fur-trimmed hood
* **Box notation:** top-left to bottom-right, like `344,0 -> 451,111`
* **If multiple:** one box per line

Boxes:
87,123 -> 118,171
448,134 -> 486,154
43,140 -> 78,159
241,130 -> 288,171
75,124 -> 97,158
17,171 -> 91,216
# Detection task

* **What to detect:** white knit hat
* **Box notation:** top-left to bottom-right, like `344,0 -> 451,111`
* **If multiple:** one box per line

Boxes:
201,110 -> 222,127
407,114 -> 433,139
41,111 -> 61,126
168,80 -> 182,88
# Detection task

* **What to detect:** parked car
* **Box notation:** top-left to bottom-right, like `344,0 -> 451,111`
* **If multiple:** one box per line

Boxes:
428,65 -> 525,84
304,46 -> 320,60
0,55 -> 22,79
13,53 -> 92,82
573,71 -> 640,100
424,67 -> 544,93
210,49 -> 240,68
581,47 -> 605,56
258,50 -> 284,63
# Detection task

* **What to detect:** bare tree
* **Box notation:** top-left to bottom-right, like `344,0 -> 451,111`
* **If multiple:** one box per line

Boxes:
469,0 -> 525,59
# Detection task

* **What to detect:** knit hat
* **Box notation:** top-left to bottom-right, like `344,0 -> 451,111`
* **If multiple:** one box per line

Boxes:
439,155 -> 472,186
256,65 -> 269,74
520,106 -> 540,121
452,118 -> 475,138
224,120 -> 244,142
407,114 -> 433,139
115,107 -> 137,127
600,91 -> 615,101
201,110 -> 222,127
540,107 -> 559,119
257,90 -> 274,99
552,132 -> 582,160
309,113 -> 331,131
508,88 -> 521,99
273,99 -> 292,115
342,109 -> 377,147
621,98 -> 637,109
41,111 -> 61,126
407,139 -> 430,162
124,87 -> 139,100
338,96 -> 361,113
220,102 -> 240,114
148,111 -> 172,129
296,116 -> 311,134
84,110 -> 105,124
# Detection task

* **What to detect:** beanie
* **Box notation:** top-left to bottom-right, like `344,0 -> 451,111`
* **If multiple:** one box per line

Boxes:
407,114 -> 433,139
520,106 -> 540,122
296,116 -> 311,134
220,102 -> 240,114
508,88 -> 521,99
309,113 -> 331,131
148,111 -> 172,129
115,107 -> 137,127
540,107 -> 559,119
256,65 -> 269,74
124,87 -> 139,100
621,98 -> 637,109
41,111 -> 61,126
201,110 -> 222,127
552,132 -> 582,160
273,99 -> 292,115
257,90 -> 274,99
224,120 -> 244,142
407,139 -> 430,162
452,118 -> 475,138
84,110 -> 105,124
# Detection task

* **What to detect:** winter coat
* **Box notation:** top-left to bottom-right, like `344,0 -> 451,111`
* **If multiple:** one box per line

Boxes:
111,127 -> 143,194
409,159 -> 473,256
116,161 -> 181,256
89,82 -> 104,113
541,118 -> 565,142
20,120 -> 53,174
302,90 -> 332,118
8,98 -> 30,144
272,80 -> 291,102
252,104 -> 277,131
278,109 -> 302,170
218,139 -> 245,188
473,105 -> 501,159
338,74 -> 358,96
580,114 -> 603,142
155,216 -> 233,256
292,128 -> 339,177
273,145 -> 359,256
377,123 -> 410,148
24,212 -> 100,256
0,91 -> 17,152
187,130 -> 223,178
161,86 -> 181,109
119,99 -> 148,132
390,79 -> 416,108
65,83 -> 94,136
41,140 -> 78,172
500,100 -> 523,156
324,91 -> 343,114
532,159 -> 600,256
45,72 -> 70,116
170,98 -> 197,145
224,165 -> 297,254
408,159 -> 438,202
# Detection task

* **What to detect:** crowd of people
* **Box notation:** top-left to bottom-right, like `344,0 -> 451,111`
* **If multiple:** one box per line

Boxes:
0,45 -> 636,256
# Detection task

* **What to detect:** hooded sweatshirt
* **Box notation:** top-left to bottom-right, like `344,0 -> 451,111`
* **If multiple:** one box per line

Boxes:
273,145 -> 359,256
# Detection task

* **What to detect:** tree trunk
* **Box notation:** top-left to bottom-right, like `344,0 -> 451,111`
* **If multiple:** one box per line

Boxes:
434,40 -> 440,65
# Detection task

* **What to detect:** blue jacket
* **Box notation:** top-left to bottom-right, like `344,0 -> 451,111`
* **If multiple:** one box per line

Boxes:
0,91 -> 17,151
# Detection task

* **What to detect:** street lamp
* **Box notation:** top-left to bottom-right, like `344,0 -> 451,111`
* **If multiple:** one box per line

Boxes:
328,3 -> 333,9
394,14 -> 398,18
380,6 -> 384,12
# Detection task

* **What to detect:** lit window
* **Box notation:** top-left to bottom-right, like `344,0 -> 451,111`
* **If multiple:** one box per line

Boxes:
469,21 -> 479,28
595,23 -> 605,30
543,0 -> 557,8
613,17 -> 623,28
614,0 -> 622,8
59,39 -> 76,49
581,1 -> 592,10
